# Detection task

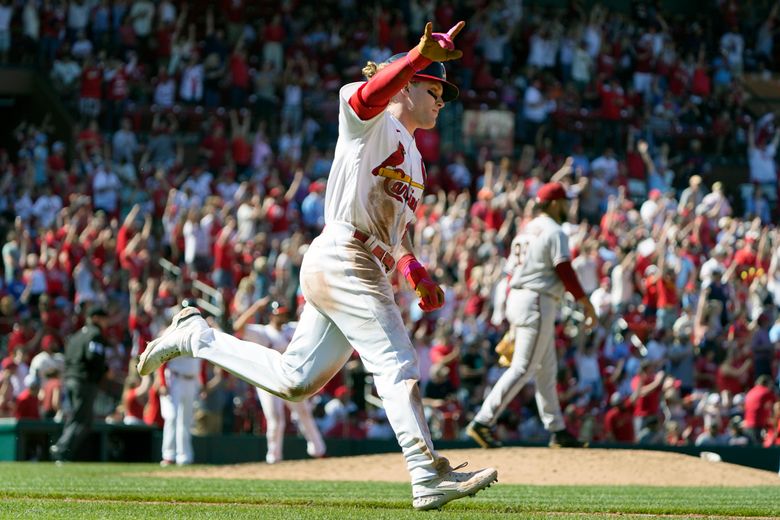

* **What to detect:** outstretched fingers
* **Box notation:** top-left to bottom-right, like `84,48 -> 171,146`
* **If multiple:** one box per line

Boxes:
447,21 -> 466,39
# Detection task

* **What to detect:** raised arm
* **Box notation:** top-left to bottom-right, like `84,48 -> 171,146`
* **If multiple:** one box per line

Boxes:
232,296 -> 271,333
349,21 -> 464,120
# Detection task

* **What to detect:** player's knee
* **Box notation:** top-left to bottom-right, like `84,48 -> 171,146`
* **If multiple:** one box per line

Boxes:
285,383 -> 311,402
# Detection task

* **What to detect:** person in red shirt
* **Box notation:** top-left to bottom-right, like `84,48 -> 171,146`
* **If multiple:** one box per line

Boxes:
104,57 -> 130,131
598,76 -> 626,150
15,380 -> 40,420
265,170 -> 304,239
630,360 -> 665,440
728,238 -> 759,285
716,346 -> 752,398
743,375 -> 776,444
229,42 -> 251,108
429,334 -> 461,390
229,109 -> 252,178
201,122 -> 229,172
79,55 -> 103,119
604,392 -> 635,442
212,218 -> 236,290
122,374 -> 151,425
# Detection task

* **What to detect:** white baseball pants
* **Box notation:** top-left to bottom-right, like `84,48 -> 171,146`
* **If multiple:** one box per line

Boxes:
256,387 -> 326,464
161,363 -> 199,464
474,288 -> 565,432
186,223 -> 445,483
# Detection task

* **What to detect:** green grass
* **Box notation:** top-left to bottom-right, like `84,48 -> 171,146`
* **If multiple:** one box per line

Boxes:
1,462 -> 779,518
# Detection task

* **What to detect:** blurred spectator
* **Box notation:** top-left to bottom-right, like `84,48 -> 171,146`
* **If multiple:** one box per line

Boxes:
743,375 -> 776,444
603,392 -> 635,442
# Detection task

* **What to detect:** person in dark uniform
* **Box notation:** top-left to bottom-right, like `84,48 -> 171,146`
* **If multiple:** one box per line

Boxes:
50,307 -> 110,462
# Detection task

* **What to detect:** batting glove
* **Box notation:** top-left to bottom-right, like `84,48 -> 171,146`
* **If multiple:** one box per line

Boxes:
416,21 -> 465,62
397,254 -> 445,312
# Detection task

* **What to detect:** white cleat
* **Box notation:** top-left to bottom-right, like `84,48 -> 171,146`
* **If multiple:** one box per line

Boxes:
137,306 -> 205,376
412,463 -> 498,511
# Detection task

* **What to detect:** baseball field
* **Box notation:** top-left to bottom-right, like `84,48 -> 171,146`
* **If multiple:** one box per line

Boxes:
2,448 -> 779,518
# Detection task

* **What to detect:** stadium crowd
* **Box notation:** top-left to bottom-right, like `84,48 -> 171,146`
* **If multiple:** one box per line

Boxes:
1,0 -> 779,455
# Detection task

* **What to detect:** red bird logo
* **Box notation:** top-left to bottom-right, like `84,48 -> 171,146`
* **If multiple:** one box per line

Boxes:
371,142 -> 406,177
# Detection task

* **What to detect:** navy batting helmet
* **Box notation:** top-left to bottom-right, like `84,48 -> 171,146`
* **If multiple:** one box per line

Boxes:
387,53 -> 459,102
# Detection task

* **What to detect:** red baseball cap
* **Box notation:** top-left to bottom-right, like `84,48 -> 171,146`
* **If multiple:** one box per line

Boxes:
536,182 -> 570,203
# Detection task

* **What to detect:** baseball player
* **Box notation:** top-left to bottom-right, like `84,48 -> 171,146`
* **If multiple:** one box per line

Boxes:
233,298 -> 326,464
138,21 -> 497,510
159,352 -> 201,466
467,182 -> 597,449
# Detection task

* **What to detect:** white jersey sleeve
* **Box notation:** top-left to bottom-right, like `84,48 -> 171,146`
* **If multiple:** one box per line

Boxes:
508,214 -> 570,299
323,82 -> 427,252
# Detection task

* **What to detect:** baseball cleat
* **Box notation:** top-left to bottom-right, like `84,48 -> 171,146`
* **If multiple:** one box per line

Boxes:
548,429 -> 588,448
412,463 -> 498,511
466,421 -> 503,449
137,306 -> 205,376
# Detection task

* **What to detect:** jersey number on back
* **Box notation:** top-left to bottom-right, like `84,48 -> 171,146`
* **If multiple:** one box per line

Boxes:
512,236 -> 531,268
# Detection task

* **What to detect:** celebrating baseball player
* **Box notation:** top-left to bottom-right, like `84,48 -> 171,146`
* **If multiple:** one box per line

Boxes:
467,182 -> 597,449
138,21 -> 497,510
232,298 -> 326,464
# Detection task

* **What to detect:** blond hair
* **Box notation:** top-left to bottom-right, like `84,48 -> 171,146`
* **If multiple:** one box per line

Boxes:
362,60 -> 389,80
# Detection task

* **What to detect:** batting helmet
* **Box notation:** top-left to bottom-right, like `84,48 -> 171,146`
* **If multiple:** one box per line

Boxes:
387,53 -> 459,102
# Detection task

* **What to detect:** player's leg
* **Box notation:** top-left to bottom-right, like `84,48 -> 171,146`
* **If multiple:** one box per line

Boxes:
532,326 -> 566,433
159,387 -> 176,464
189,303 -> 353,401
310,238 -> 447,485
175,377 -> 197,464
300,226 -> 496,507
257,388 -> 286,464
472,290 -> 547,427
286,398 -> 326,458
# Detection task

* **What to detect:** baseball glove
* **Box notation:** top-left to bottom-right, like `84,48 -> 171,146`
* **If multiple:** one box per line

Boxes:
495,329 -> 515,368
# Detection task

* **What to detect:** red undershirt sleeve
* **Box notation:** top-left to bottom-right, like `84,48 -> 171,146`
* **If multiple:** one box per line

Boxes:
348,48 -> 432,120
157,366 -> 167,388
199,360 -> 207,387
554,260 -> 586,301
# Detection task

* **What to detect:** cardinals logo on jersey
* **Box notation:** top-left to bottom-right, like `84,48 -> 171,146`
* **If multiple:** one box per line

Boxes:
371,142 -> 423,211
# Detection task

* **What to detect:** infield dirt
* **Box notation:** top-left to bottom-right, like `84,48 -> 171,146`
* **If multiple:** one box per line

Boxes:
163,448 -> 780,487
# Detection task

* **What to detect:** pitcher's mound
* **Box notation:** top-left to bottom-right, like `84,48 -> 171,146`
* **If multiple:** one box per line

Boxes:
169,448 -> 780,487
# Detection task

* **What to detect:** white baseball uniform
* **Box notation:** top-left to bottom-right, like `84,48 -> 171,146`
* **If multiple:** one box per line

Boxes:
161,355 -> 200,464
474,213 -> 568,432
241,322 -> 326,464
182,81 -> 449,484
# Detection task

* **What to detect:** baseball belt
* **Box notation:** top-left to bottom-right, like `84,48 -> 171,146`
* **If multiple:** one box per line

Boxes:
513,286 -> 561,302
169,370 -> 197,380
352,229 -> 395,272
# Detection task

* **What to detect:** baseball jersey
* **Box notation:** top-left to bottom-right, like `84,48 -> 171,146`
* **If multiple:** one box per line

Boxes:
166,355 -> 200,377
242,322 -> 297,353
508,214 -> 570,299
324,82 -> 425,251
